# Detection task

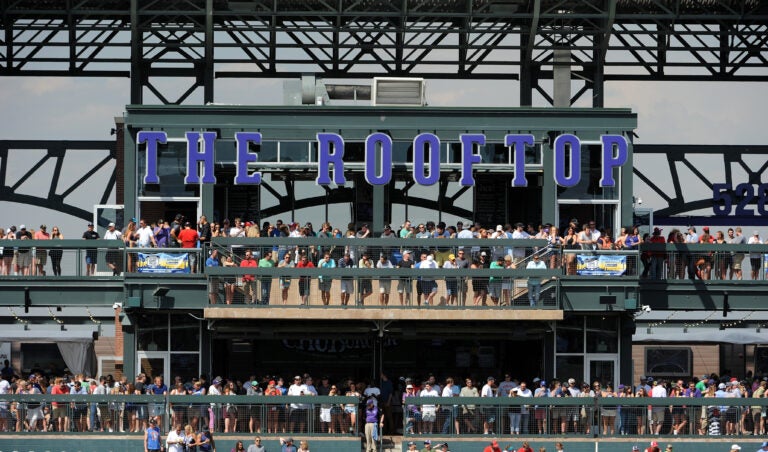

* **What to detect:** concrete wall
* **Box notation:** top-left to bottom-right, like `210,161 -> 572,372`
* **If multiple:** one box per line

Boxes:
3,435 -> 763,452
402,439 -> 766,452
1,435 -> 359,452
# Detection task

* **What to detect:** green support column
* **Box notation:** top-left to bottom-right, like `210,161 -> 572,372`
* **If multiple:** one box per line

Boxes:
123,127 -> 138,226
121,313 -> 136,379
200,319 -> 212,379
620,316 -> 635,384
541,140 -> 557,225
201,183 -> 214,222
621,142 -> 634,227
372,145 -> 384,234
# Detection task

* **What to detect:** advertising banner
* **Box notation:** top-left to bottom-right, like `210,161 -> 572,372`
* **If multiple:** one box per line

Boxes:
136,252 -> 190,274
576,254 -> 627,276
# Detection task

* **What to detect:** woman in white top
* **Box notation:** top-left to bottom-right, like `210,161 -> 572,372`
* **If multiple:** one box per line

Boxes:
229,218 -> 245,237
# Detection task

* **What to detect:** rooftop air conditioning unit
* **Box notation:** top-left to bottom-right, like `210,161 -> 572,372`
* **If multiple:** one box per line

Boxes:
372,77 -> 426,107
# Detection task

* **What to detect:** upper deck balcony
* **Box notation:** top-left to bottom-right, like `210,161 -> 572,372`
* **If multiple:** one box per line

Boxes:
1,239 -> 766,317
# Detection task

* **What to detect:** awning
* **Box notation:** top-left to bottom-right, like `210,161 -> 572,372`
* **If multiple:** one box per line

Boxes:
0,324 -> 106,343
634,327 -> 767,345
0,325 -> 101,376
633,310 -> 768,344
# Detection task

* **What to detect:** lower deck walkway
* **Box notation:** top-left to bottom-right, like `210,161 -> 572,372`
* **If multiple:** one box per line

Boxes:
1,433 -> 763,452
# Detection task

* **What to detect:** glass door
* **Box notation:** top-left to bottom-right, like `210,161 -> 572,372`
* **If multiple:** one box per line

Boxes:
587,355 -> 617,386
137,351 -> 169,384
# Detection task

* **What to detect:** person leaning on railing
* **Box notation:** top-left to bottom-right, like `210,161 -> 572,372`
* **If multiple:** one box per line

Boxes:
48,226 -> 65,276
122,220 -> 137,273
751,379 -> 766,435
206,249 -> 221,304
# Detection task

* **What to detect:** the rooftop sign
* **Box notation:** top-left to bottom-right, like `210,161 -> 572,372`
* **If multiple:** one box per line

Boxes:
138,131 -> 628,188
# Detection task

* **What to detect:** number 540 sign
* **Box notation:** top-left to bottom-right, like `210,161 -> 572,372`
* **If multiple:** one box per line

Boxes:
712,183 -> 768,216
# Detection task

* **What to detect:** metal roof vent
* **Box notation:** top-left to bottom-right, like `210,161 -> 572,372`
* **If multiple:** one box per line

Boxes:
372,77 -> 426,107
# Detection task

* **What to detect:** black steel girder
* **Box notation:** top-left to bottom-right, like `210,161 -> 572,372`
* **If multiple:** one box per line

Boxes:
1,0 -> 766,105
0,140 -> 116,222
634,144 -> 768,226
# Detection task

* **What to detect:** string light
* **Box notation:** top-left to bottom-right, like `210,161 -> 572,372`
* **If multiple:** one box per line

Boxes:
48,307 -> 63,325
8,307 -> 28,325
720,311 -> 755,329
85,307 -> 102,325
648,311 -> 676,328
683,311 -> 716,329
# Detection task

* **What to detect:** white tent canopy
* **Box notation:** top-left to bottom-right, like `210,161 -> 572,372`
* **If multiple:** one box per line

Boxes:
0,325 -> 104,376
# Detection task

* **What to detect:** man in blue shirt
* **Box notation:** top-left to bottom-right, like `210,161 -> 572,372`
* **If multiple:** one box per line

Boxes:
145,418 -> 162,452
206,249 -> 220,304
280,436 -> 297,452
147,376 -> 168,427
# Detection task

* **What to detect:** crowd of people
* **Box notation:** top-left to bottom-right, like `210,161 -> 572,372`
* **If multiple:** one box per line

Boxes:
2,359 -> 768,441
639,226 -> 765,281
0,216 -> 764,286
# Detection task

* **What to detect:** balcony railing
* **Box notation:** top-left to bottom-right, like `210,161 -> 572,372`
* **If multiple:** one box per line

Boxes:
2,240 -> 767,285
2,394 -> 765,438
0,394 -> 358,435
0,240 -> 205,277
402,396 -> 767,437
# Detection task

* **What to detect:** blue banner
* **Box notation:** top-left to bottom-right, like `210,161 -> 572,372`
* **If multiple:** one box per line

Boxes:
136,252 -> 190,273
576,254 -> 627,276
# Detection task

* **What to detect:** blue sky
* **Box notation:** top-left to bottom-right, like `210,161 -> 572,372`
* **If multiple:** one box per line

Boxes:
0,76 -> 766,238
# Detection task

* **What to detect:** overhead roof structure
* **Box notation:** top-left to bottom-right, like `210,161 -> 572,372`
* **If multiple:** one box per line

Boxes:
1,0 -> 766,105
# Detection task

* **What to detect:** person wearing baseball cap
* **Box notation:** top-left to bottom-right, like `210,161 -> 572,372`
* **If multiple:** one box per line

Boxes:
279,437 -> 296,452
481,377 -> 496,434
82,221 -> 100,276
145,417 -> 162,452
729,445 -> 741,452
757,442 -> 768,452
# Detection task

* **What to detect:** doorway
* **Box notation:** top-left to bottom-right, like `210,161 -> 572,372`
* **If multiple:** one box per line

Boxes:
137,351 -> 169,384
587,355 -> 617,386
139,200 -> 199,227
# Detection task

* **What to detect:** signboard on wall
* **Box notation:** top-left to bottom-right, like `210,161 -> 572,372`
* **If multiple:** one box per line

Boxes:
576,254 -> 627,276
136,253 -> 190,273
475,176 -> 508,226
645,347 -> 693,377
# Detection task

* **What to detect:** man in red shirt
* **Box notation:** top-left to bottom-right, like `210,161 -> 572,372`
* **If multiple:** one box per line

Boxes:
647,227 -> 667,279
239,249 -> 258,304
50,377 -> 70,432
33,224 -> 51,276
177,222 -> 199,248
483,440 -> 502,452
177,222 -> 200,273
295,253 -> 315,305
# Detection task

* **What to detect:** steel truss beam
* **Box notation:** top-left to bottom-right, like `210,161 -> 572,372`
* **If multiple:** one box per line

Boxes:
0,140 -> 116,222
634,144 -> 768,226
0,1 -> 766,105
